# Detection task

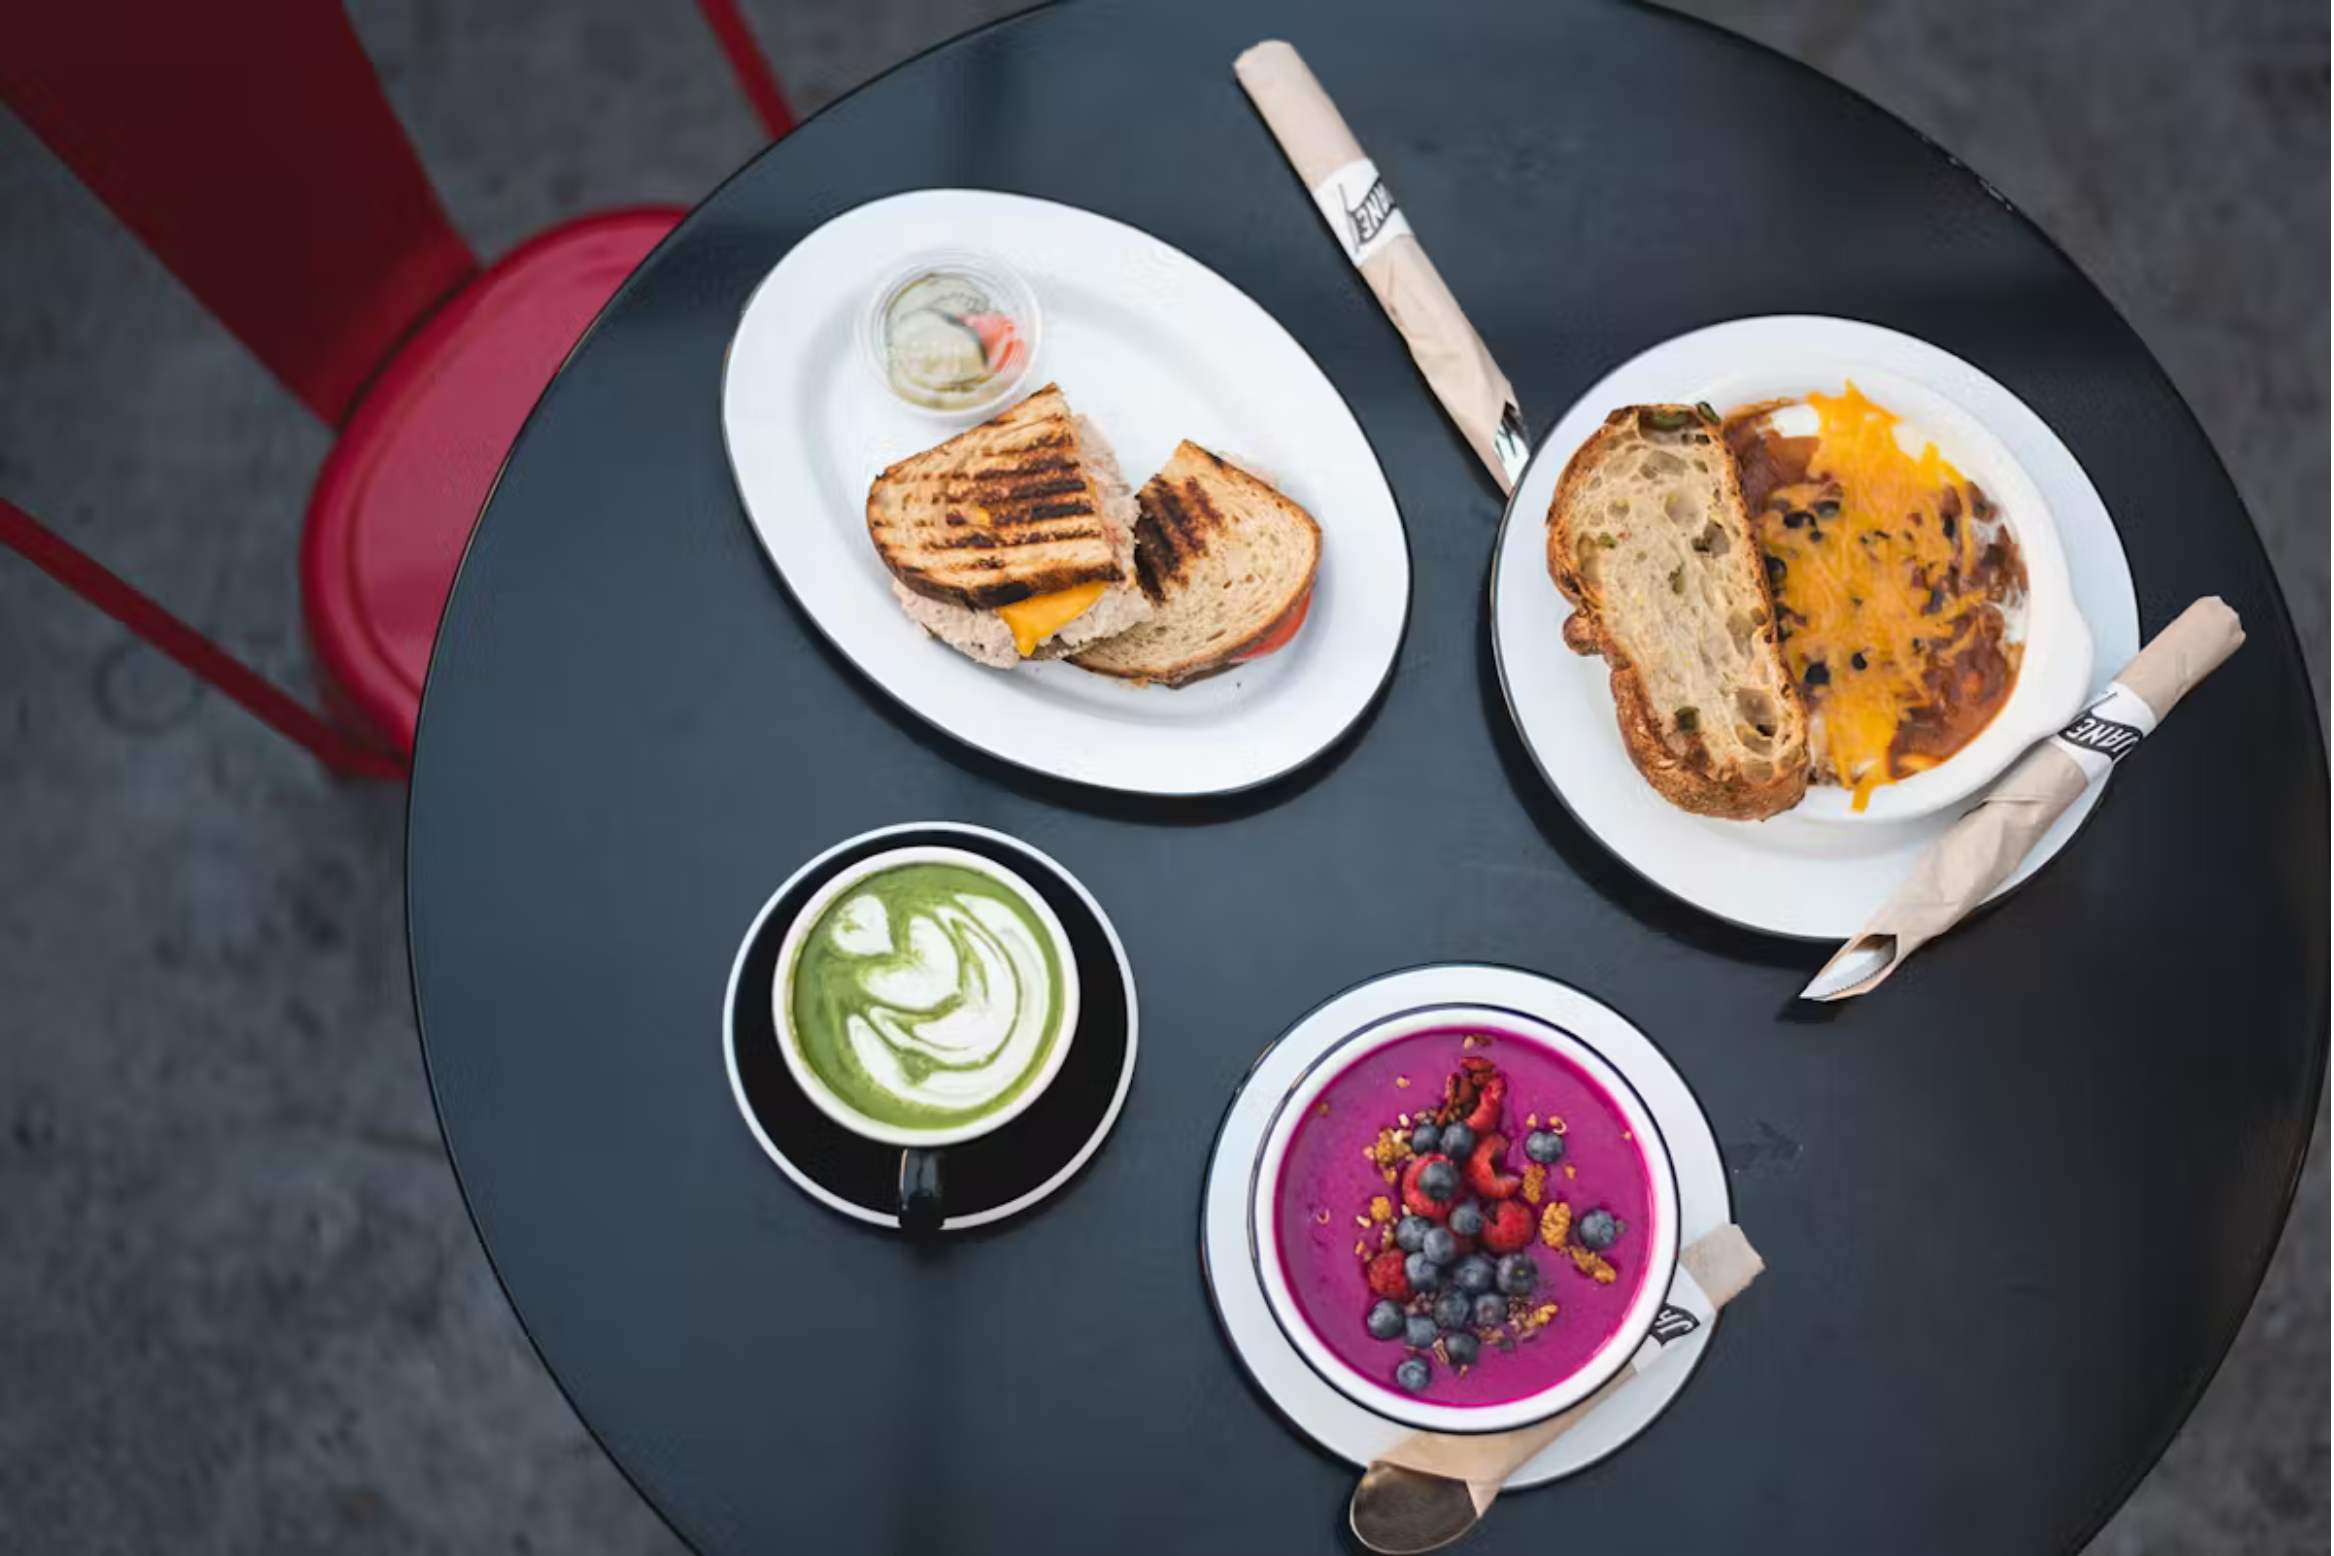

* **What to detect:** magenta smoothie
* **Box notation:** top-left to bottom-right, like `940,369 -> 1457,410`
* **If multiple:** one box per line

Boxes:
1271,1025 -> 1653,1408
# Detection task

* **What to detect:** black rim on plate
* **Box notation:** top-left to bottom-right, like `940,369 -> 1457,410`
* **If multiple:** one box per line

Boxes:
724,823 -> 1134,1229
713,191 -> 1416,801
1481,320 -> 2134,943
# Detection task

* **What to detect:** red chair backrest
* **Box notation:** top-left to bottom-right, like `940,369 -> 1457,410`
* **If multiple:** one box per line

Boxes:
0,0 -> 478,426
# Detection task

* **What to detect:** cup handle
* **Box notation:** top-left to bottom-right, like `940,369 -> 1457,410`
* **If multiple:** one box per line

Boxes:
898,1148 -> 944,1233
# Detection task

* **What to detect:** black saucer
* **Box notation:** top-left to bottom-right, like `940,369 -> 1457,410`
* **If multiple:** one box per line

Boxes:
722,823 -> 1136,1231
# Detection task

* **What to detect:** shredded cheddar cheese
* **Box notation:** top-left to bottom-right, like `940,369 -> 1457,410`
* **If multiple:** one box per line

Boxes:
1736,383 -> 2025,809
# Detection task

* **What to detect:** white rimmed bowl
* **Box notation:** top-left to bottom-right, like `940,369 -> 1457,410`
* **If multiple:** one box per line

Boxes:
1247,1004 -> 1680,1435
772,844 -> 1080,1149
1691,351 -> 2094,823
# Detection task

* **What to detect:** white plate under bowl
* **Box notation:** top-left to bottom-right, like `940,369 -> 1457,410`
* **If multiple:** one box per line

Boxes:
1492,316 -> 2140,940
1202,965 -> 1731,1487
721,190 -> 1411,797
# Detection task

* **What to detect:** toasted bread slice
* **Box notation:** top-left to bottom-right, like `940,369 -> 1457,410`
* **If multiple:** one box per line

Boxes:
867,385 -> 1129,611
1546,405 -> 1809,820
1069,443 -> 1321,687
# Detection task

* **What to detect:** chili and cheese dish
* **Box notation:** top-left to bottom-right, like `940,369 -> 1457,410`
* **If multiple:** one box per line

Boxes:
1724,384 -> 2026,810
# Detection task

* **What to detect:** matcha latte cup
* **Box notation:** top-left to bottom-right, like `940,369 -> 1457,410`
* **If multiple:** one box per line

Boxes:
773,846 -> 1080,1224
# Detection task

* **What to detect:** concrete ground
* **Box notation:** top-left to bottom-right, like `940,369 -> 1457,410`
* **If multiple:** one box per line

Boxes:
0,1 -> 2322,1552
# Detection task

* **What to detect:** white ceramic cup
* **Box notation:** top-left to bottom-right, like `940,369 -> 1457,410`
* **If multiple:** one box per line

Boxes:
1248,1005 -> 1680,1434
772,845 -> 1080,1156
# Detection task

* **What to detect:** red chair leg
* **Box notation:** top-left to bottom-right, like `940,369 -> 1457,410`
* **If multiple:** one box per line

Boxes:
0,0 -> 478,428
696,0 -> 796,139
0,499 -> 405,780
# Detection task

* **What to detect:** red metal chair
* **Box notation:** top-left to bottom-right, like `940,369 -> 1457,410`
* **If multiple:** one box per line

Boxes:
0,0 -> 793,776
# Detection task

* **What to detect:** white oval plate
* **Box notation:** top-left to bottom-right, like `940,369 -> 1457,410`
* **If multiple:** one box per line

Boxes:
1201,965 -> 1731,1486
1491,317 -> 2140,940
721,190 -> 1410,796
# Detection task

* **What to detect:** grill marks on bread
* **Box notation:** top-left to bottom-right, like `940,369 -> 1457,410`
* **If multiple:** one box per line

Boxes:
1129,458 -> 1230,601
1069,442 -> 1321,688
925,432 -> 1102,551
868,386 -> 1127,609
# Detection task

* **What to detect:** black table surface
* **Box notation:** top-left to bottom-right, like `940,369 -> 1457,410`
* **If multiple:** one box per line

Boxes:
405,2 -> 2330,1551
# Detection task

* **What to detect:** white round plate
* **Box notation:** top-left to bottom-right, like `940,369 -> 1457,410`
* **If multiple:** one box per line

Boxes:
1201,965 -> 1731,1487
1491,316 -> 2140,939
721,190 -> 1410,796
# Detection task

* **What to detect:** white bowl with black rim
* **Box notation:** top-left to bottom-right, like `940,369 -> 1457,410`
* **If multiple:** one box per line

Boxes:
1696,351 -> 2095,824
1245,1004 -> 1681,1436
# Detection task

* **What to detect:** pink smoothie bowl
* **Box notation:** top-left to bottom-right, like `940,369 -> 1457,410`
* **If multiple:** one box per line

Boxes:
1246,1004 -> 1680,1435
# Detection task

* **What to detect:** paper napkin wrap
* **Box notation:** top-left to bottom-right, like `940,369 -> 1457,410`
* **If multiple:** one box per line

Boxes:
1234,41 -> 1525,491
1807,597 -> 2246,1001
1374,1225 -> 1763,1503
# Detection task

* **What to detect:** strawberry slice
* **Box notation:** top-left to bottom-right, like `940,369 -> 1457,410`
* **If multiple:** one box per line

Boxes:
1464,1073 -> 1508,1133
1465,1134 -> 1522,1201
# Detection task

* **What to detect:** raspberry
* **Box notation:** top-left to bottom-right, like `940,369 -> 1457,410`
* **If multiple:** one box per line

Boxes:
1463,1073 -> 1508,1133
1465,1134 -> 1522,1201
1366,1250 -> 1413,1302
1480,1198 -> 1536,1254
1400,1153 -> 1460,1218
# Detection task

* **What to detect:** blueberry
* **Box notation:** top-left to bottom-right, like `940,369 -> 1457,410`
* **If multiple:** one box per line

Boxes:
1366,1299 -> 1405,1341
1438,1122 -> 1475,1159
1444,1331 -> 1481,1367
1393,1215 -> 1431,1253
1404,1314 -> 1439,1349
1410,1122 -> 1441,1155
1523,1130 -> 1565,1165
1405,1251 -> 1441,1292
1421,1226 -> 1459,1265
1417,1159 -> 1461,1203
1496,1252 -> 1539,1296
1473,1292 -> 1510,1327
1395,1356 -> 1432,1393
1577,1209 -> 1622,1251
1448,1202 -> 1484,1238
1453,1254 -> 1495,1295
1432,1291 -> 1472,1330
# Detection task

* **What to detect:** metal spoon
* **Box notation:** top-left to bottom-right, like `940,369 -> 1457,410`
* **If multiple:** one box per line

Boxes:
1348,1371 -> 1631,1553
1350,1228 -> 1766,1551
1348,1462 -> 1483,1555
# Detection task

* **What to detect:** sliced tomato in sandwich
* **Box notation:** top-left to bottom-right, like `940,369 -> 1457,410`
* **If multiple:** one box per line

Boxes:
1232,584 -> 1314,664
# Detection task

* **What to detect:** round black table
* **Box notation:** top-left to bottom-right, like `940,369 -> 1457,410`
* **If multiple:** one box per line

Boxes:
406,3 -> 2329,1552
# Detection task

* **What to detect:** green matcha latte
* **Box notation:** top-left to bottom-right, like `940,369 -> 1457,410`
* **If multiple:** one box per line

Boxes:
784,859 -> 1069,1132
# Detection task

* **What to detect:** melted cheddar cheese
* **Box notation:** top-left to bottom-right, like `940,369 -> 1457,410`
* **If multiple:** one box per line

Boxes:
996,582 -> 1107,657
1732,383 -> 2025,810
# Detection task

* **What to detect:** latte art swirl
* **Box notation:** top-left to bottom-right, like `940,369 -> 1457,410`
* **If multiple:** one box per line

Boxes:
788,861 -> 1066,1130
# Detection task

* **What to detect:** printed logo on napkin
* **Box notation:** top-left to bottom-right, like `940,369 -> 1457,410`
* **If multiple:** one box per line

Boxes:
1310,157 -> 1414,269
2051,681 -> 2159,783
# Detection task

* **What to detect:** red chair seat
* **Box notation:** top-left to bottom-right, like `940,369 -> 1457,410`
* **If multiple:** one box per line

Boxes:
302,208 -> 681,754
